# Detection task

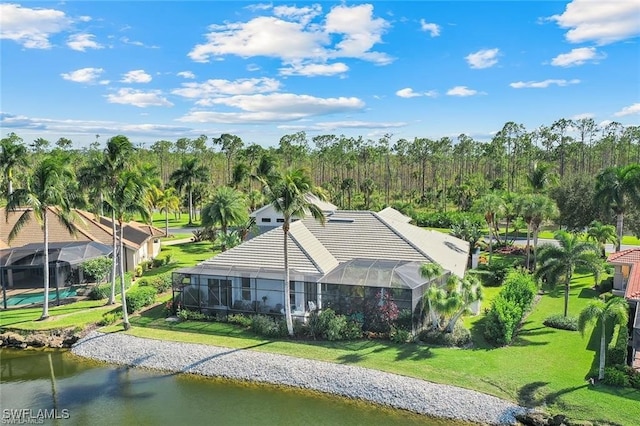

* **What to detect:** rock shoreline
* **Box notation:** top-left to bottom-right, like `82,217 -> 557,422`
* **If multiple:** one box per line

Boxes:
0,329 -> 83,349
72,331 -> 528,425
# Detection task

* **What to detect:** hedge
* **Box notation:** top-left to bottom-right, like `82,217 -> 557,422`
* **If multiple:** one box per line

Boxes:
125,286 -> 157,314
88,273 -> 132,300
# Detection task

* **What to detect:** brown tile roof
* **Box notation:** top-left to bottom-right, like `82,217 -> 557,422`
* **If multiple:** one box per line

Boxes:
608,248 -> 640,301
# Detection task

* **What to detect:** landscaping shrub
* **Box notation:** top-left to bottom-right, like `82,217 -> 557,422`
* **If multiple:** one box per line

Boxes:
151,257 -> 165,268
544,314 -> 578,331
81,257 -> 113,283
390,327 -> 412,344
134,264 -> 144,278
125,286 -> 157,314
364,291 -> 399,333
414,211 -> 483,229
177,308 -> 209,321
98,312 -> 119,326
88,273 -> 132,300
476,260 -> 519,287
602,367 -> 630,387
597,277 -> 613,294
138,273 -> 172,294
250,315 -> 287,338
607,325 -> 629,366
420,323 -> 471,347
227,313 -> 252,328
394,309 -> 413,331
306,309 -> 362,341
630,369 -> 640,390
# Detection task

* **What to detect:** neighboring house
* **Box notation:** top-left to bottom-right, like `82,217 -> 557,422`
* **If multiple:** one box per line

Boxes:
608,249 -> 640,369
250,193 -> 337,234
173,208 -> 469,331
0,207 -> 163,290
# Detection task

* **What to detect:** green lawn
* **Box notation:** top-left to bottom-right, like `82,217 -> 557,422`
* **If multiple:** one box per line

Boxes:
134,211 -> 200,230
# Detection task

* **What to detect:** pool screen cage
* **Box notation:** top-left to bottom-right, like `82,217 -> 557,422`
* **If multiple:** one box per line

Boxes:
171,259 -> 446,332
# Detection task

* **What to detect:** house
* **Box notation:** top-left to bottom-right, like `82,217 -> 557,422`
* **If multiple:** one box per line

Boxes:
250,193 -> 337,234
1,207 -> 164,290
607,249 -> 640,369
173,208 -> 470,331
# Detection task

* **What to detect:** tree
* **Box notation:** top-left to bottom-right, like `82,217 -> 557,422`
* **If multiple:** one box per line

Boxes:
441,274 -> 483,333
472,192 -> 504,262
260,168 -> 326,336
212,133 -> 243,184
103,170 -> 151,330
5,156 -> 78,319
360,178 -> 376,210
420,262 -> 444,330
201,186 -> 249,252
152,186 -> 180,237
0,132 -> 28,197
578,297 -> 629,380
341,178 -> 355,209
595,164 -> 640,252
586,221 -> 618,258
536,231 -> 600,317
170,157 -> 209,226
527,163 -> 554,193
518,194 -> 558,269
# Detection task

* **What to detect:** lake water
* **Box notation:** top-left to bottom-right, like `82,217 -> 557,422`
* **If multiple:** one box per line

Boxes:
0,350 -> 465,426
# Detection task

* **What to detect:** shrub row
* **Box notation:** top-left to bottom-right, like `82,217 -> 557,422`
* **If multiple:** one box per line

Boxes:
543,314 -> 578,331
603,365 -> 640,389
137,273 -> 172,294
413,211 -> 484,229
305,309 -> 363,341
419,323 -> 471,347
125,286 -> 157,314
607,325 -> 629,367
88,273 -> 132,300
484,269 -> 538,346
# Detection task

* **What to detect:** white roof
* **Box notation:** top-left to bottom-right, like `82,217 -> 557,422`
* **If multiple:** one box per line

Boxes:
250,192 -> 337,218
181,210 -> 469,284
377,207 -> 412,223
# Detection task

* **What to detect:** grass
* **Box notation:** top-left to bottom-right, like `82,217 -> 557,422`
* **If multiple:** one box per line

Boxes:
134,211 -> 200,229
0,300 -> 117,330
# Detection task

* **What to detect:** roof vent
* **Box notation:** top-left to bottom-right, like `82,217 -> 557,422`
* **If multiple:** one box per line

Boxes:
328,217 -> 354,223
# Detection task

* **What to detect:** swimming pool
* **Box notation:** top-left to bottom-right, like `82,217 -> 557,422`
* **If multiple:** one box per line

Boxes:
4,287 -> 78,307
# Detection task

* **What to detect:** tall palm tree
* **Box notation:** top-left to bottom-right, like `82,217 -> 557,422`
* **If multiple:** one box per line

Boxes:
170,157 -> 209,226
420,262 -> 443,330
441,274 -> 483,333
201,186 -> 249,252
586,220 -> 619,258
104,170 -> 151,330
518,193 -> 558,269
536,231 -> 600,317
578,297 -> 629,380
5,157 -> 78,319
260,168 -> 326,336
0,133 -> 28,197
595,164 -> 640,252
527,163 -> 554,193
155,187 -> 180,237
472,192 -> 504,262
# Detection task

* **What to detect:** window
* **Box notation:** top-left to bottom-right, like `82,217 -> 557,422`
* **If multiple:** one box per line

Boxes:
242,277 -> 251,301
261,218 -> 272,223
208,278 -> 231,307
276,218 -> 284,223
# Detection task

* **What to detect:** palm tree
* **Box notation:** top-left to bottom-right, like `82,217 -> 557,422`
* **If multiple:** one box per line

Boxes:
472,192 -> 504,262
341,178 -> 355,209
0,132 -> 28,197
578,297 -> 629,380
595,164 -> 640,252
527,163 -> 554,193
201,186 -> 249,252
104,170 -> 151,330
441,274 -> 483,333
518,193 -> 558,269
536,231 -> 600,317
155,187 -> 180,237
5,157 -> 78,319
170,157 -> 209,226
420,262 -> 444,329
586,221 -> 619,258
260,168 -> 326,336
360,178 -> 376,210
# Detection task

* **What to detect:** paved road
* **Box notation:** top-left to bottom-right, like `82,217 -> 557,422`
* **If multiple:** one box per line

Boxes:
507,236 -> 637,252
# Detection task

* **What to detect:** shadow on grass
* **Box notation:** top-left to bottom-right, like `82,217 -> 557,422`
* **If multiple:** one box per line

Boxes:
337,353 -> 366,364
579,287 -> 599,299
394,343 -> 433,361
518,381 -> 589,407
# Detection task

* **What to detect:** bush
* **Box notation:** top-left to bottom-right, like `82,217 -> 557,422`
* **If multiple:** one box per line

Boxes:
390,327 -> 412,344
544,314 -> 578,331
414,211 -> 484,229
597,277 -> 613,294
151,257 -> 165,268
394,309 -> 413,332
134,264 -> 144,278
81,257 -> 113,283
484,297 -> 523,346
607,325 -> 629,366
125,286 -> 157,314
250,315 -> 287,338
476,260 -> 519,287
88,274 -> 133,300
164,254 -> 173,265
98,312 -> 119,326
419,323 -> 471,347
138,273 -> 172,294
630,369 -> 640,389
306,309 -> 362,341
228,314 -> 252,328
602,367 -> 630,387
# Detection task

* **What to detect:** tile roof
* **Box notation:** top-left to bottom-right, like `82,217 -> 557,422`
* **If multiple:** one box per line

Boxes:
377,207 -> 412,224
608,248 -> 640,301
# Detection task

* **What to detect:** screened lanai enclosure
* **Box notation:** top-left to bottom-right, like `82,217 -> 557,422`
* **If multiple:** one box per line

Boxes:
0,241 -> 113,291
172,258 -> 449,331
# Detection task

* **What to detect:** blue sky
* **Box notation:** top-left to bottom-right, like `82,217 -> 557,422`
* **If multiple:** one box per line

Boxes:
1,1 -> 639,149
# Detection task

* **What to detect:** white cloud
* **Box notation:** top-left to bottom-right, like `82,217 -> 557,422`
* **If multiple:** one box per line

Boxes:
420,19 -> 440,37
61,67 -> 105,84
279,62 -> 348,76
396,88 -> 438,98
571,113 -> 595,120
67,33 -> 103,51
121,70 -> 152,83
106,88 -> 173,107
551,47 -> 604,67
614,103 -> 640,117
172,78 -> 281,104
550,0 -> 640,45
278,120 -> 407,131
0,3 -> 71,49
273,4 -> 322,25
177,71 -> 195,79
189,3 -> 392,66
178,93 -> 364,124
465,48 -> 500,69
446,86 -> 483,96
510,79 -> 580,88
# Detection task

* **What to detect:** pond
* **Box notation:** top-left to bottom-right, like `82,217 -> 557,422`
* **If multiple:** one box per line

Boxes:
0,350 -> 466,426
